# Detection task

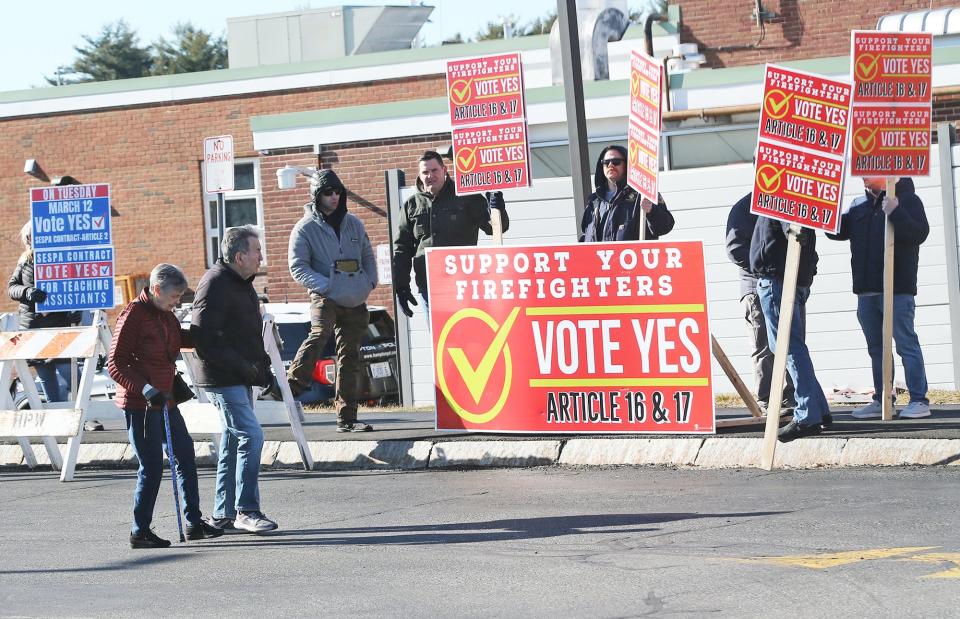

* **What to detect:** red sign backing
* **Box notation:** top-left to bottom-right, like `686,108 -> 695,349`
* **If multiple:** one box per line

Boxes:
627,118 -> 658,203
850,106 -> 932,176
426,241 -> 715,434
446,53 -> 525,128
758,66 -> 852,158
851,32 -> 933,105
627,50 -> 662,201
752,141 -> 843,234
451,121 -> 530,194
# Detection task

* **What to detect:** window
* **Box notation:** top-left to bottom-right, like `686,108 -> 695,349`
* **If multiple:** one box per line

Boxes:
530,139 -> 635,179
665,125 -> 756,170
202,159 -> 264,266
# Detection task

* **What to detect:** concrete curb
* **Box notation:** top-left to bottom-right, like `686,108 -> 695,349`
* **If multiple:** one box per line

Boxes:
3,437 -> 960,472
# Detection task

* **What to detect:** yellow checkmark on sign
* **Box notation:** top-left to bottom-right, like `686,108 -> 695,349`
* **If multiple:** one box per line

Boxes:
756,164 -> 786,193
630,71 -> 640,97
450,79 -> 473,105
854,127 -> 879,153
856,54 -> 880,82
764,90 -> 793,119
457,147 -> 477,172
447,307 -> 520,405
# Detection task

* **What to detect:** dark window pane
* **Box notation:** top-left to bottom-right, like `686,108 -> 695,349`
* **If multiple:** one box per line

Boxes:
234,163 -> 256,191
668,129 -> 755,169
210,236 -> 220,265
224,198 -> 258,227
208,200 -> 218,227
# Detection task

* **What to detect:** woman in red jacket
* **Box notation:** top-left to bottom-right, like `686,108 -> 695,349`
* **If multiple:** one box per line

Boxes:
108,264 -> 223,548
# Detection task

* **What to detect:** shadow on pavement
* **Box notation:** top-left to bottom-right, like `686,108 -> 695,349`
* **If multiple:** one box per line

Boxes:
206,510 -> 788,548
0,553 -> 187,575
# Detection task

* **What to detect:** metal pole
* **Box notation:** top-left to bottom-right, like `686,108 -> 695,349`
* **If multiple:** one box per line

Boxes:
557,0 -> 591,229
217,192 -> 226,260
384,169 -> 414,408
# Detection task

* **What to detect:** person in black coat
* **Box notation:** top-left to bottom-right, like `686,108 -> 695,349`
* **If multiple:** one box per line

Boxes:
827,177 -> 930,419
725,194 -> 795,411
750,216 -> 831,442
7,222 -> 80,402
579,145 -> 674,242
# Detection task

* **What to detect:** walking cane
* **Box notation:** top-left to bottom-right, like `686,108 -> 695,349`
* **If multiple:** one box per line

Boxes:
161,402 -> 186,543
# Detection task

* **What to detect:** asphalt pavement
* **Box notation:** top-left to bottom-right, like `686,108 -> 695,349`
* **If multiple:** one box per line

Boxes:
1,467 -> 958,617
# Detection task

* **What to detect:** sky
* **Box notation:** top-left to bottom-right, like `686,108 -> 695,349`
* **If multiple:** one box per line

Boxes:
1,0 -> 577,92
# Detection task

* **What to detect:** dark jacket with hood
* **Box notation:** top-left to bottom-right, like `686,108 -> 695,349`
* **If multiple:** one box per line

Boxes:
190,259 -> 269,388
725,192 -> 761,298
580,145 -> 674,242
826,178 -> 928,296
8,253 -> 80,329
288,169 -> 377,308
392,176 -> 509,297
749,216 -> 818,288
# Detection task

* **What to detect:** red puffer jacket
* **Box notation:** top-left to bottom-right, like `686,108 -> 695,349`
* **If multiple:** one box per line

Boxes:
108,288 -> 191,411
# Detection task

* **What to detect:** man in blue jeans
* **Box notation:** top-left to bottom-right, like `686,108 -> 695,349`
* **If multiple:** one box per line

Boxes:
828,177 -> 930,419
191,225 -> 278,534
750,216 -> 832,442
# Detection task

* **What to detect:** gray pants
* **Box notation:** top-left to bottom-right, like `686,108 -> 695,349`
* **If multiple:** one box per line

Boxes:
743,292 -> 795,407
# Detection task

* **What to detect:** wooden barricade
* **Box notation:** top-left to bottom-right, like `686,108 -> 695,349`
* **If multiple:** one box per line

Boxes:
0,311 -> 111,480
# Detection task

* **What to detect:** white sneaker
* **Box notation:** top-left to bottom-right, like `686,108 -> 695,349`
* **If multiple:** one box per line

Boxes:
234,511 -> 278,533
851,400 -> 882,419
899,401 -> 931,419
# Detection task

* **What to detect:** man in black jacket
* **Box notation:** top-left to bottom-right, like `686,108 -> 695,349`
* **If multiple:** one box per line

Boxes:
191,225 -> 278,534
580,145 -> 674,242
750,217 -> 831,441
392,150 -> 509,316
725,194 -> 795,412
827,177 -> 930,419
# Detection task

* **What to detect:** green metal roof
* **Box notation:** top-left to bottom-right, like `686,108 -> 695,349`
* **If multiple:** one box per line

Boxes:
0,8 -> 680,105
250,78 -> 629,132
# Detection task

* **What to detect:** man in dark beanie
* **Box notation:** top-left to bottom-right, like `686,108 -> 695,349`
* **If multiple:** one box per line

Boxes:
287,169 -> 378,432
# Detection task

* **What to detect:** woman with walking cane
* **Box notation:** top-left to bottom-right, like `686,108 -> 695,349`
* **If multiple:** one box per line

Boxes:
108,264 -> 223,548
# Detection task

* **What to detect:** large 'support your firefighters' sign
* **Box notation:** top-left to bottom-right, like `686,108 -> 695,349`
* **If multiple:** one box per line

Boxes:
426,241 -> 715,433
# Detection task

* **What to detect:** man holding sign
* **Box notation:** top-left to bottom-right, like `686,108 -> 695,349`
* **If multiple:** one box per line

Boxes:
392,150 -> 509,315
828,177 -> 930,419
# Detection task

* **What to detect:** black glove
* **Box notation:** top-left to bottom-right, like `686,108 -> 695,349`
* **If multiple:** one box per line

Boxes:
239,363 -> 260,385
142,384 -> 170,408
25,287 -> 47,304
396,288 -> 418,318
255,362 -> 275,389
487,191 -> 505,211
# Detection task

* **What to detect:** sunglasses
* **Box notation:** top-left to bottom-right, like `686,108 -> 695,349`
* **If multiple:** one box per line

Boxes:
319,187 -> 342,196
602,158 -> 625,167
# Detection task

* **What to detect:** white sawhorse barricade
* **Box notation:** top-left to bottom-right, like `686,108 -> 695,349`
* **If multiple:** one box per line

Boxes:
1,312 -> 313,480
0,311 -> 112,481
178,313 -> 314,471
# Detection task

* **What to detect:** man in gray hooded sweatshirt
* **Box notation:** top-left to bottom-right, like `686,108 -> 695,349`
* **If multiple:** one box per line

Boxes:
287,169 -> 378,432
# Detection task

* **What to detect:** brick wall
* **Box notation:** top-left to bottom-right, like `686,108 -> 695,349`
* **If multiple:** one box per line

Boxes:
679,0 -> 956,69
0,75 -> 444,314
